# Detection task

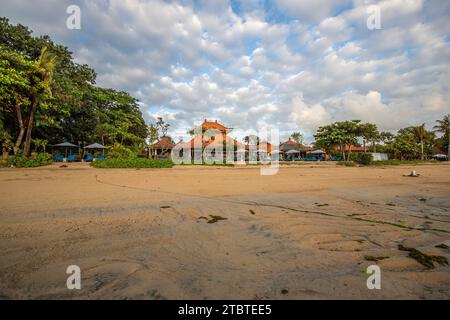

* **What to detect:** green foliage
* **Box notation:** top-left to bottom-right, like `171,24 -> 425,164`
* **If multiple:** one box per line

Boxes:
290,132 -> 303,144
355,153 -> 373,165
4,152 -> 52,167
0,18 -> 147,155
107,143 -> 137,159
385,131 -> 420,160
31,138 -> 48,152
315,120 -> 372,161
434,114 -> 450,157
369,160 -> 433,166
91,158 -> 174,168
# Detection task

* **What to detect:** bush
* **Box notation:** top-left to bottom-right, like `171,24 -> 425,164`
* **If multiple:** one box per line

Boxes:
337,161 -> 356,167
91,158 -> 174,168
107,143 -> 137,159
355,153 -> 373,165
4,152 -> 52,168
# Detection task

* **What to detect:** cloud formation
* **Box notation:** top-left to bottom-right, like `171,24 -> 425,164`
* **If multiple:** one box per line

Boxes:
1,0 -> 449,142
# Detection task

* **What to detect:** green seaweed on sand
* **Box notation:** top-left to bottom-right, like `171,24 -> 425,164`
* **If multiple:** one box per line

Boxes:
398,244 -> 448,269
364,255 -> 389,262
315,203 -> 329,207
208,215 -> 227,223
435,243 -> 449,249
198,215 -> 228,223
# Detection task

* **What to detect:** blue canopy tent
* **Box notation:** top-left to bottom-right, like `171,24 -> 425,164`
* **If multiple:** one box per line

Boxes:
51,142 -> 79,161
84,143 -> 107,161
307,149 -> 325,161
285,149 -> 301,161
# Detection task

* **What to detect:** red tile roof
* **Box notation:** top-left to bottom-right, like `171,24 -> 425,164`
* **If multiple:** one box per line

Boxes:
336,145 -> 368,152
151,136 -> 175,149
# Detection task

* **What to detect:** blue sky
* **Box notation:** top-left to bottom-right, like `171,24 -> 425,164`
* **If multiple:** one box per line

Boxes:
1,0 -> 449,142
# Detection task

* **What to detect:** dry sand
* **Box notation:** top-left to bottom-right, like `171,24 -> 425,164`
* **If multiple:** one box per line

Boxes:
0,162 -> 449,299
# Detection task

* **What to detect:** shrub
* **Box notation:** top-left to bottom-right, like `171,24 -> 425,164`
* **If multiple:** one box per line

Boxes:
337,161 -> 356,167
356,153 -> 373,165
107,143 -> 137,159
91,158 -> 174,168
4,152 -> 52,168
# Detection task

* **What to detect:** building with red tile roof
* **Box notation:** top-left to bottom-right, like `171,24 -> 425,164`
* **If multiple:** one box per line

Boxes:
336,145 -> 368,152
150,136 -> 175,158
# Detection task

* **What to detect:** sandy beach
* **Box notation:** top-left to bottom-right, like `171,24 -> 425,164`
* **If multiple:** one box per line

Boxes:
0,162 -> 449,299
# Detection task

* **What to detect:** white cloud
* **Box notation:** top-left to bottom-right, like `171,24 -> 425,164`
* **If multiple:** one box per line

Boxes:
0,0 -> 449,140
290,95 -> 331,132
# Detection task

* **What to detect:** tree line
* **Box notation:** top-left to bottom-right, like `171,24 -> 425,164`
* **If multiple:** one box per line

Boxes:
314,117 -> 450,161
0,18 -> 148,157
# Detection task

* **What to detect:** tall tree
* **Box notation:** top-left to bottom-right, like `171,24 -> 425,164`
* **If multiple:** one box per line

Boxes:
360,123 -> 379,152
380,131 -> 394,143
386,131 -> 419,160
413,123 -> 426,160
433,114 -> 450,159
24,47 -> 57,155
0,49 -> 41,153
1,18 -> 147,156
290,132 -> 303,145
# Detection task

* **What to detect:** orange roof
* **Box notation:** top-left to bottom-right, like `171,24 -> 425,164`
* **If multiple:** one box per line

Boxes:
195,120 -> 232,133
175,136 -> 244,150
336,145 -> 368,152
151,136 -> 175,149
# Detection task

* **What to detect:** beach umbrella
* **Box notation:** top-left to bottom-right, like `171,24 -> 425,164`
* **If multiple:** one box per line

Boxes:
309,149 -> 325,154
270,150 -> 283,154
256,149 -> 268,153
286,149 -> 300,154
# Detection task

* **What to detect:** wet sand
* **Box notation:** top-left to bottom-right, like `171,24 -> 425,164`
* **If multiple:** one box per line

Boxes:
0,162 -> 449,299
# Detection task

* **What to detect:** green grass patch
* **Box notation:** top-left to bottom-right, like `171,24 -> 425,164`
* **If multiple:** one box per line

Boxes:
398,244 -> 448,269
91,158 -> 174,168
337,161 -> 357,167
369,160 -> 435,166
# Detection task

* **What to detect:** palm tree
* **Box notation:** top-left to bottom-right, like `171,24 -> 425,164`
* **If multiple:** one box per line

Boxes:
433,114 -> 450,159
24,47 -> 58,155
413,123 -> 426,160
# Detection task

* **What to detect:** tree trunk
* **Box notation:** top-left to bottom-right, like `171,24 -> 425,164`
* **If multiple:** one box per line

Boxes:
24,98 -> 38,156
420,140 -> 424,161
363,139 -> 366,152
448,130 -> 450,160
13,103 -> 25,154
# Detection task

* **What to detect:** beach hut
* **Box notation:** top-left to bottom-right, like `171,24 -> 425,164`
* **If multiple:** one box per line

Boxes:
51,142 -> 79,161
84,143 -> 107,161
